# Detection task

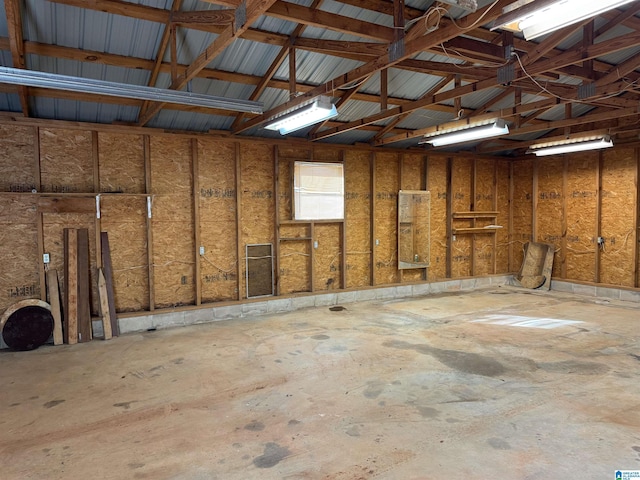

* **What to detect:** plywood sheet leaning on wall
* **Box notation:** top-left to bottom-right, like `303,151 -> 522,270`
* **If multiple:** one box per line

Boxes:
566,153 -> 598,282
0,125 -> 37,192
451,157 -> 472,278
374,153 -> 399,285
43,212 -> 98,315
279,225 -> 311,294
344,151 -> 371,288
401,154 -> 425,282
100,197 -> 149,312
314,223 -> 341,291
426,157 -> 447,280
98,133 -> 145,193
536,157 -> 564,278
600,148 -> 637,287
39,128 -> 94,193
0,196 -> 40,315
474,159 -> 496,276
511,159 -> 533,273
240,143 -> 275,299
150,136 -> 195,308
495,160 -> 510,273
198,140 -> 238,303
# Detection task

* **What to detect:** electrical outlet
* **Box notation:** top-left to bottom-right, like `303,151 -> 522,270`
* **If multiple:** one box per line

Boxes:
452,235 -> 457,242
313,240 -> 318,249
375,239 -> 380,246
43,253 -> 50,264
199,246 -> 205,256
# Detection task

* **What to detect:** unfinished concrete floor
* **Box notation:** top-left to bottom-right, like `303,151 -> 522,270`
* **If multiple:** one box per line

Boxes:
1,286 -> 639,479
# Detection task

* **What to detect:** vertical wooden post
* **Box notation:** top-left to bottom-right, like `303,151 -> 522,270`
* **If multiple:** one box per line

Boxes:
532,158 -> 539,241
399,154 -> 404,283
34,126 -> 41,192
423,154 -> 428,281
274,146 -> 281,296
37,212 -> 46,302
380,68 -> 388,111
446,157 -> 453,279
508,161 -> 514,273
561,157 -> 568,279
47,269 -> 64,345
310,221 -> 316,292
76,228 -> 92,343
192,139 -> 201,305
492,159 -> 498,274
595,152 -> 603,284
235,142 -> 243,301
93,131 -> 102,269
634,148 -> 640,288
340,150 -> 347,289
470,158 -> 476,276
370,152 -> 376,286
144,135 -> 155,311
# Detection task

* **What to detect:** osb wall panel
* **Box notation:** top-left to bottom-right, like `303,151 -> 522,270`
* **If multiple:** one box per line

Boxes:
314,148 -> 341,163
98,133 -> 145,194
39,128 -> 93,193
198,140 -> 238,303
511,159 -> 533,273
278,158 -> 293,221
474,159 -> 496,276
600,148 -> 637,287
400,154 -> 425,281
42,213 -> 98,315
374,152 -> 399,285
426,157 -> 447,280
495,160 -> 510,273
314,223 -> 342,291
278,146 -> 311,160
100,197 -> 149,312
536,157 -> 564,278
150,136 -> 194,308
279,240 -> 311,294
451,157 -> 472,278
240,143 -> 275,299
0,196 -> 39,314
565,153 -> 598,282
345,151 -> 371,289
0,125 -> 37,192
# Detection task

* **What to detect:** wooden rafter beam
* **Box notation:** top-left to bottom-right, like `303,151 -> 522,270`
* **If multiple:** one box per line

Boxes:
138,0 -> 280,126
265,2 -> 394,42
4,0 -> 29,116
233,0 -> 513,134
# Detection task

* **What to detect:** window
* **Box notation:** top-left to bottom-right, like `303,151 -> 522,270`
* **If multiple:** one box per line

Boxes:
293,162 -> 344,220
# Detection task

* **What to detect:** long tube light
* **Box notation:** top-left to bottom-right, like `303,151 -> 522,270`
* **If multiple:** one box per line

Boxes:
527,137 -> 614,156
491,0 -> 636,40
0,66 -> 263,114
420,119 -> 509,147
265,96 -> 338,135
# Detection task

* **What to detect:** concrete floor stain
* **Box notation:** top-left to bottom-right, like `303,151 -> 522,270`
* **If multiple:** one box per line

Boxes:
252,442 -> 290,468
244,420 -> 265,431
383,340 -> 506,377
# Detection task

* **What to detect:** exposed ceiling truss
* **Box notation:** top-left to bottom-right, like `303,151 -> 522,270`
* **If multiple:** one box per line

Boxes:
2,0 -> 640,155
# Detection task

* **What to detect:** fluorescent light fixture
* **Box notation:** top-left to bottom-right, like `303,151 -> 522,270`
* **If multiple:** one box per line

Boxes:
491,0 -> 636,40
265,96 -> 338,135
527,136 -> 613,156
0,66 -> 263,114
420,119 -> 509,147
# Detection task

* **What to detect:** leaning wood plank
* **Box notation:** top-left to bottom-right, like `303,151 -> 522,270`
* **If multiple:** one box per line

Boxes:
76,228 -> 92,343
100,232 -> 119,336
46,269 -> 63,345
63,228 -> 78,345
98,268 -> 113,340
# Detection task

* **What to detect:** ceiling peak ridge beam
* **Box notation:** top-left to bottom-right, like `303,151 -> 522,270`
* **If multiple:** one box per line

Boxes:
138,0 -> 279,126
232,0 -> 513,135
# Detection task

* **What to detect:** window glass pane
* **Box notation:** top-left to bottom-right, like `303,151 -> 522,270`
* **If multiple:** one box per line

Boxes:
294,162 -> 344,220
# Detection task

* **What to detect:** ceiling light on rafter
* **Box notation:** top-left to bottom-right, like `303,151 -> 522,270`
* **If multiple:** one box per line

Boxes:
0,66 -> 263,113
527,136 -> 614,156
265,96 -> 338,135
419,119 -> 509,147
490,0 -> 637,40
